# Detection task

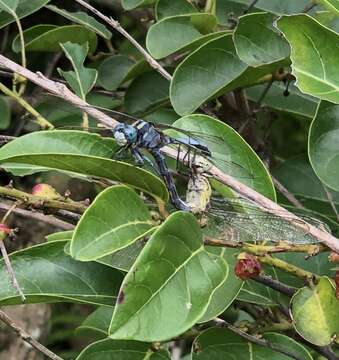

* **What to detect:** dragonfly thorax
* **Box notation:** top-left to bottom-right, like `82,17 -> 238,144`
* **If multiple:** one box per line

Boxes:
113,124 -> 138,146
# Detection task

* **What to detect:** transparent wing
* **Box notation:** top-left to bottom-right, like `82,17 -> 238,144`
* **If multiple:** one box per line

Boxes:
206,197 -> 330,244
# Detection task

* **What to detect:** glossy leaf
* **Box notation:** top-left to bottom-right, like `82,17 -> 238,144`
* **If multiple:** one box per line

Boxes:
59,42 -> 98,98
121,0 -> 156,11
12,24 -> 97,53
318,0 -> 339,15
109,212 -> 227,341
46,230 -> 73,242
192,328 -> 313,359
155,0 -> 197,20
97,55 -> 136,91
0,0 -> 49,28
78,306 -> 113,335
172,115 -> 276,199
0,131 -> 168,202
0,0 -> 18,13
291,277 -> 339,346
247,83 -> 319,119
273,154 -> 339,218
0,96 -> 11,130
76,338 -> 151,360
96,238 -> 146,272
277,15 -> 339,104
45,4 -> 112,39
146,13 -> 218,59
199,248 -> 243,322
125,70 -> 170,115
234,12 -> 290,67
309,101 -> 339,191
170,33 -> 276,115
71,185 -> 156,261
0,241 -> 123,306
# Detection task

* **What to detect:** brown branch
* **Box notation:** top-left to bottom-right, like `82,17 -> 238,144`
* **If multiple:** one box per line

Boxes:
0,55 -> 117,128
73,0 -> 172,82
272,176 -> 305,209
0,309 -> 64,360
0,203 -> 75,230
1,55 -> 339,253
253,274 -> 296,297
0,186 -> 87,214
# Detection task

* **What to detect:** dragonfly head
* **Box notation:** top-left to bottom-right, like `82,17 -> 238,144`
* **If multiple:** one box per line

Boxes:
112,124 -> 137,146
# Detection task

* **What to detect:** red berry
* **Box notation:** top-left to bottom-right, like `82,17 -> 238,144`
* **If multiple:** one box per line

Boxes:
0,223 -> 12,235
234,253 -> 261,280
32,184 -> 60,199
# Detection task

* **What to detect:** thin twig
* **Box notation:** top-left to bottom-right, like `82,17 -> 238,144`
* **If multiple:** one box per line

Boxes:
0,202 -> 75,230
0,309 -> 64,360
322,184 -> 339,222
1,55 -> 339,253
303,2 -> 317,13
253,274 -> 296,297
258,255 -> 317,280
0,81 -> 53,129
214,318 -> 306,360
272,176 -> 305,209
0,186 -> 87,214
73,0 -> 172,81
0,203 -> 26,302
244,0 -> 260,13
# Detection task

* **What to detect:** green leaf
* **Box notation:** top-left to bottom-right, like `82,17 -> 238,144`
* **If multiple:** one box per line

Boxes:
0,130 -> 116,158
309,100 -> 339,191
76,338 -> 152,360
170,33 -> 277,115
0,131 -> 168,202
144,108 -> 179,125
234,12 -> 290,67
0,0 -> 49,29
199,248 -> 243,322
146,13 -> 218,59
96,239 -> 145,272
0,0 -> 18,13
0,241 -> 124,306
12,24 -> 97,53
317,0 -> 339,16
125,70 -> 170,115
277,14 -> 339,104
45,4 -> 112,39
59,42 -> 98,98
155,0 -> 197,20
121,0 -> 156,10
192,328 -> 313,359
171,115 -> 276,199
46,230 -> 73,242
97,55 -> 136,91
0,96 -> 11,130
109,212 -> 227,341
291,277 -> 339,346
247,83 -> 319,119
71,185 -> 156,261
78,306 -> 113,335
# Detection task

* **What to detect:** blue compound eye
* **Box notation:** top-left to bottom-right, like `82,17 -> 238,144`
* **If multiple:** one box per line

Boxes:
124,126 -> 137,142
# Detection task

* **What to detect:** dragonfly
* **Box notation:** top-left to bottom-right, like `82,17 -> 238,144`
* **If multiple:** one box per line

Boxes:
35,99 -> 255,211
185,156 -> 331,245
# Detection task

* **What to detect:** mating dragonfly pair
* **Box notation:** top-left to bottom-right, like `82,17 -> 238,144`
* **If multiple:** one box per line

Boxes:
45,102 -> 331,246
109,112 -> 330,246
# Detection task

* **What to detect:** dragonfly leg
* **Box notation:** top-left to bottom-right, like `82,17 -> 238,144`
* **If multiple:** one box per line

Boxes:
151,149 -> 190,211
131,148 -> 145,166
